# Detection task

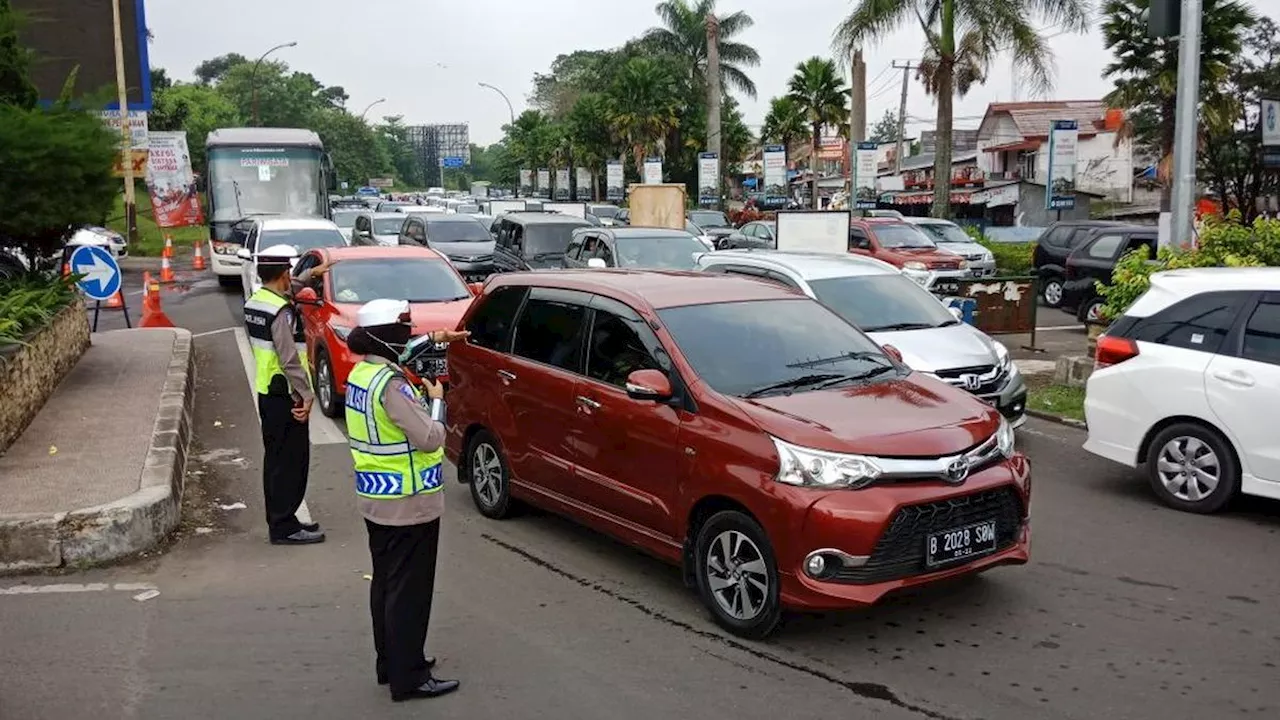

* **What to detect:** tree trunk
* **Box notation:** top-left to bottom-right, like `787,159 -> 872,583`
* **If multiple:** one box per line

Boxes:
706,15 -> 722,208
592,168 -> 599,202
1159,91 -> 1178,211
932,0 -> 956,219
812,122 -> 821,209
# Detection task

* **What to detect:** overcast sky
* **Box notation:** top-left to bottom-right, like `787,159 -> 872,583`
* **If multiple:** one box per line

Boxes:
146,0 -> 1280,147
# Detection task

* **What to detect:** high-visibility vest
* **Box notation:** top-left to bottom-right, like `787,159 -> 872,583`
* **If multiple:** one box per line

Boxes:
344,360 -> 444,499
243,288 -> 310,396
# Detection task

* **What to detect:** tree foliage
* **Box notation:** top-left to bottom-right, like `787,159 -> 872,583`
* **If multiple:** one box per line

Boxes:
0,0 -> 37,110
869,109 -> 900,143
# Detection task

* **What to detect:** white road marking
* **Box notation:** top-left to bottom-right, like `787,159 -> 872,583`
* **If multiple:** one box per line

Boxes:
193,327 -> 237,338
0,582 -> 158,595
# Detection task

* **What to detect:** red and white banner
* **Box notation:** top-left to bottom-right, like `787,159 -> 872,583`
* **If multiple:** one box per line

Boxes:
146,131 -> 204,228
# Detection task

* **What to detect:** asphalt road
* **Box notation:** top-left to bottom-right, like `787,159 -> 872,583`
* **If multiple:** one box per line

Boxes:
2,268 -> 1277,720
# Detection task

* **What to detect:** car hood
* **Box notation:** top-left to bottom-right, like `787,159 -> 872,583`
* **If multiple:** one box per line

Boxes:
934,241 -> 989,257
887,247 -> 958,261
702,227 -> 736,237
865,323 -> 1000,373
330,297 -> 475,334
431,240 -> 495,259
729,374 -> 999,457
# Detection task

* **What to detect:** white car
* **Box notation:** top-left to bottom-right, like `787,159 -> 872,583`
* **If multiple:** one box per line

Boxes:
235,217 -> 348,300
1083,267 -> 1280,513
331,208 -> 361,243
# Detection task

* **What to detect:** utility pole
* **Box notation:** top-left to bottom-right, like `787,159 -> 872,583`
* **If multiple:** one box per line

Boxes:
1167,0 -> 1202,247
706,14 -> 722,209
892,61 -> 918,173
847,48 -> 866,195
110,0 -> 136,245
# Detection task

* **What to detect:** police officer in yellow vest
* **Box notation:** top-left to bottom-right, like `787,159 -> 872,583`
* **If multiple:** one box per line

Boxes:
344,299 -> 467,702
243,244 -> 331,546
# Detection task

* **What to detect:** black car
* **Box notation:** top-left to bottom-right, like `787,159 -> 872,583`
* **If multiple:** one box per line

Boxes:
687,210 -> 735,245
1032,220 -> 1130,308
561,227 -> 706,271
491,212 -> 594,271
397,214 -> 496,282
720,220 -> 776,250
1062,227 -> 1158,323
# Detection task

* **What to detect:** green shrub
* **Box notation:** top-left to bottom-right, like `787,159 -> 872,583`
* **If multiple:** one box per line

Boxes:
963,226 -> 1035,274
1097,212 -> 1280,321
0,274 -> 77,346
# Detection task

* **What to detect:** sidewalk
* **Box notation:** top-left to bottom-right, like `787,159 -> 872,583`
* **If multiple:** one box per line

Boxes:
0,328 -> 194,572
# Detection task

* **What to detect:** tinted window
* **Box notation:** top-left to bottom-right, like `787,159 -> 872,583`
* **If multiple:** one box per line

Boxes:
657,299 -> 896,397
1067,227 -> 1100,248
1124,291 -> 1244,354
614,234 -> 705,270
522,224 -> 584,255
1041,226 -> 1072,248
424,218 -> 492,243
1087,234 -> 1123,258
1242,299 -> 1280,365
259,228 -> 346,252
810,274 -> 956,331
512,297 -> 587,371
467,286 -> 527,351
586,309 -> 662,387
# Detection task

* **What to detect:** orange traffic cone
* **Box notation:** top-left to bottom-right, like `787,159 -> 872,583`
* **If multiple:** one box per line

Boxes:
139,271 -> 175,328
105,289 -> 124,308
192,241 -> 207,270
162,235 -> 174,258
160,254 -> 175,283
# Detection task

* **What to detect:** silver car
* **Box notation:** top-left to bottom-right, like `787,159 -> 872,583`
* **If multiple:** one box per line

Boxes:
351,212 -> 407,246
695,249 -> 1027,426
906,217 -> 996,277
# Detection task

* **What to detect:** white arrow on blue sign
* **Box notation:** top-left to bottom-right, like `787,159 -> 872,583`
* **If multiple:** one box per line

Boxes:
70,244 -> 122,301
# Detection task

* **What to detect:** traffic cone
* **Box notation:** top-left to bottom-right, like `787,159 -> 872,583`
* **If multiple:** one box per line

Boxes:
192,241 -> 206,270
139,271 -> 174,328
162,235 -> 174,258
160,254 -> 175,283
105,289 -> 124,308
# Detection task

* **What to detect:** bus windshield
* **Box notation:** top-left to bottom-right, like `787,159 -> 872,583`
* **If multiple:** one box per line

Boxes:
207,147 -> 324,222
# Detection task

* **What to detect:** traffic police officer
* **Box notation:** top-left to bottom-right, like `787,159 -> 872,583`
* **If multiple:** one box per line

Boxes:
344,299 -> 467,702
242,244 -> 331,545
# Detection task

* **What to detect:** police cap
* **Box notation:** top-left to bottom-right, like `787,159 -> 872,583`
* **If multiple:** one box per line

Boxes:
256,244 -> 299,267
357,299 -> 411,328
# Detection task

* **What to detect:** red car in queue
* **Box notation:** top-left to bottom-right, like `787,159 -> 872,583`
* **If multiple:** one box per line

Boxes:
292,245 -> 479,417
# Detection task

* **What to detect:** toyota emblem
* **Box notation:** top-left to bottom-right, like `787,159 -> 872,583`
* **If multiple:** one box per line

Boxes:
960,373 -> 981,391
945,459 -> 969,484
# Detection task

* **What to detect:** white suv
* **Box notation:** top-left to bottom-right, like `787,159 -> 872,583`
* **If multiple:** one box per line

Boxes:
1083,267 -> 1280,513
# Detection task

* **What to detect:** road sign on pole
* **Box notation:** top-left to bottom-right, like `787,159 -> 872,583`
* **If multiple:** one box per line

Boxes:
442,156 -> 465,168
71,244 -> 122,301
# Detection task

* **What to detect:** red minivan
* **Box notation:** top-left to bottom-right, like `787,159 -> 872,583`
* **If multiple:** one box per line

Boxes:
849,219 -> 971,287
445,270 -> 1030,638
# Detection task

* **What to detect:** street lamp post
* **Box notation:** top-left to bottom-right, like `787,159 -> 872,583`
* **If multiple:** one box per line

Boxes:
359,98 -> 386,121
478,82 -> 515,126
251,41 -> 297,126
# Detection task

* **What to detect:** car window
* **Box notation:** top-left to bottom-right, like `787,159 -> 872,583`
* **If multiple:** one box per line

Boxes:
1041,226 -> 1072,247
246,226 -> 259,252
467,286 -> 528,351
405,221 -> 426,245
511,294 -> 588,371
1087,234 -> 1123,259
566,235 -> 585,260
848,228 -> 870,250
585,307 -> 663,387
613,234 -> 704,269
811,274 -> 965,331
595,242 -> 615,266
1067,227 -> 1100,249
292,253 -> 318,278
871,224 -> 936,249
1242,298 -> 1280,366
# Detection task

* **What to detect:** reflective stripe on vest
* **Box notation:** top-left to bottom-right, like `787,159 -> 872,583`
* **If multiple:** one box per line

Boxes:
244,288 -> 310,395
344,360 -> 444,499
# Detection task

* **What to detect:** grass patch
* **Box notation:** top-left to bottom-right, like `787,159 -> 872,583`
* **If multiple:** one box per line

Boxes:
106,191 -> 207,257
1027,383 -> 1086,422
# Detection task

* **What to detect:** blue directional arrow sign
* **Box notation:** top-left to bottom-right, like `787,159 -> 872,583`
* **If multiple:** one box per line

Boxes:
442,156 -> 465,168
70,244 -> 122,301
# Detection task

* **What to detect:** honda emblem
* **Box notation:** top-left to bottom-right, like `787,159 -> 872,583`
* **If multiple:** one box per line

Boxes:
960,373 -> 981,391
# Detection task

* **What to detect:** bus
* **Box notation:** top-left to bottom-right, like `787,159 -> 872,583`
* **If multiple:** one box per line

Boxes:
204,127 -> 337,285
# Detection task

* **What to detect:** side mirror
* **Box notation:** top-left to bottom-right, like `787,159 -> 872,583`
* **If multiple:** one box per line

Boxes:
881,344 -> 904,363
468,281 -> 484,296
295,287 -> 321,305
236,248 -> 252,261
586,257 -> 607,269
625,369 -> 673,401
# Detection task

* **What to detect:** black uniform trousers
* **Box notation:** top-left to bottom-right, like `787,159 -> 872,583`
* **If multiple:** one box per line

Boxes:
258,393 -> 310,540
366,517 -> 441,693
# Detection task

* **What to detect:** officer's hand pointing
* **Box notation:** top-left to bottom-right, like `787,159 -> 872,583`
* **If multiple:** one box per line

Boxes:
423,378 -> 444,400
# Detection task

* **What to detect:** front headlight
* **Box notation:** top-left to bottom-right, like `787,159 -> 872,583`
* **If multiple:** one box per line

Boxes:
772,436 -> 882,489
957,259 -> 969,269
996,417 -> 1016,456
992,340 -> 1012,371
903,261 -> 927,271
983,251 -> 995,263
332,325 -> 353,341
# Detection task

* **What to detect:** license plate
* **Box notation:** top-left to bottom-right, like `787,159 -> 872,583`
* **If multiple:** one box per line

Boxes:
925,520 -> 998,567
933,280 -> 960,295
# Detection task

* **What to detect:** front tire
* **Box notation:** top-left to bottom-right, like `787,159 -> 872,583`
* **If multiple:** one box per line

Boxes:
1078,297 -> 1105,325
314,349 -> 342,418
694,510 -> 782,640
1145,422 -> 1240,514
466,430 -> 515,519
1041,275 -> 1065,308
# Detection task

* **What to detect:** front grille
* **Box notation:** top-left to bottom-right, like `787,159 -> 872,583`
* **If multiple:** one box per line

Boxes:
830,487 -> 1024,584
450,254 -> 494,264
935,364 -> 1006,396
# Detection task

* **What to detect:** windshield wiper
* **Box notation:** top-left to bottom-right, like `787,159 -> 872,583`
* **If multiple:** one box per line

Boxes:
742,373 -> 844,398
787,351 -> 892,370
863,321 -> 935,332
812,365 -> 898,390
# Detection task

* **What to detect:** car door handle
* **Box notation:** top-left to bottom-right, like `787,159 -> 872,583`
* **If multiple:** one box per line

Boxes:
1212,370 -> 1254,387
497,370 -> 516,382
576,395 -> 601,409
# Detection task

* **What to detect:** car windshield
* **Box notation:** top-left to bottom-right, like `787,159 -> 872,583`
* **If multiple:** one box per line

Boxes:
590,205 -> 619,219
259,228 -> 346,252
614,234 -> 706,269
331,211 -> 359,228
689,211 -> 730,228
809,275 -> 957,332
425,218 -> 492,243
522,224 -> 584,256
916,223 -> 973,244
657,299 -> 897,398
373,218 -> 405,234
329,259 -> 469,304
872,224 -> 937,249
207,148 -> 323,222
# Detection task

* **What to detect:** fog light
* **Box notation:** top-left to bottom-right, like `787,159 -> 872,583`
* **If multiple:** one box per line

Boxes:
805,554 -> 826,576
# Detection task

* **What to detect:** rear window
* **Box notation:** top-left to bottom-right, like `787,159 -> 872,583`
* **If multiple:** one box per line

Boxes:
522,224 -> 585,256
615,234 -> 705,269
1110,291 -> 1246,354
374,218 -> 405,234
424,218 -> 492,243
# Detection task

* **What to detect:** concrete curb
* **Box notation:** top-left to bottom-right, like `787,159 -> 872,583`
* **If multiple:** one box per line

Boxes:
0,329 -> 195,572
1025,408 -> 1087,430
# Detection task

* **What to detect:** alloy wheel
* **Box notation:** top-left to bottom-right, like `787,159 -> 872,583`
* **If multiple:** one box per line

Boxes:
704,530 -> 770,621
471,442 -> 503,508
1156,436 -> 1220,502
317,357 -> 333,412
1043,280 -> 1063,306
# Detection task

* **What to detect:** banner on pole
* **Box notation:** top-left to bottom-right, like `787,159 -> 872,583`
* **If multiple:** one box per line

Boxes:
606,160 -> 624,200
146,131 -> 204,228
697,152 -> 720,206
1046,120 -> 1079,210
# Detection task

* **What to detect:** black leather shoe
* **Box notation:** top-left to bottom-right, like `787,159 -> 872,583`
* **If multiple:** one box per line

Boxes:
270,529 -> 325,545
377,657 -> 436,685
391,676 -> 459,702
300,522 -> 320,532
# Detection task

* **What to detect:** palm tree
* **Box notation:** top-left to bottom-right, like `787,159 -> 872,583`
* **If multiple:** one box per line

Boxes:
607,57 -> 682,176
834,0 -> 1090,218
787,57 -> 848,209
567,92 -> 616,200
643,0 -> 761,98
760,96 -> 812,154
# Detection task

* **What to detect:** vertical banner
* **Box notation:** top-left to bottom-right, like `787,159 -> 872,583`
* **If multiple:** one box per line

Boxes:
555,168 -> 571,200
1046,119 -> 1078,210
853,142 -> 878,209
146,131 -> 204,227
99,109 -> 149,176
519,169 -> 533,197
537,168 -> 551,198
697,152 -> 720,206
643,157 -> 663,184
762,144 -> 787,198
575,167 -> 592,201
606,160 -> 624,201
